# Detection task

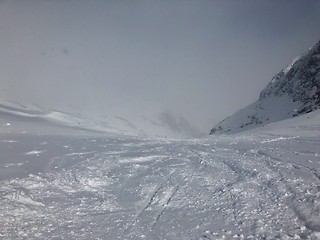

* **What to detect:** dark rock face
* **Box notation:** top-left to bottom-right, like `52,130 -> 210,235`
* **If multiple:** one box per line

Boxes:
260,40 -> 320,115
210,40 -> 320,135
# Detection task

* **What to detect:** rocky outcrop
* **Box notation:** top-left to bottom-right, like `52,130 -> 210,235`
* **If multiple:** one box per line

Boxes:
210,40 -> 320,135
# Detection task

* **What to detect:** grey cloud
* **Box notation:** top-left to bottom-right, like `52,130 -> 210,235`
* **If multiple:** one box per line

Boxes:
158,110 -> 203,138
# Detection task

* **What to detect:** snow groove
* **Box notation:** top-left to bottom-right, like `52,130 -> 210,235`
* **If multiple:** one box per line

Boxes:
253,149 -> 320,232
129,170 -> 176,229
152,185 -> 179,228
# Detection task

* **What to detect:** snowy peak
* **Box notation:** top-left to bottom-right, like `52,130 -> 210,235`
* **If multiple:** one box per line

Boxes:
210,40 -> 320,134
260,40 -> 320,114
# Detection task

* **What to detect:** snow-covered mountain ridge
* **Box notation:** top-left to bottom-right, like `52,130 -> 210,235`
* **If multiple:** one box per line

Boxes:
210,40 -> 320,134
0,99 -> 203,138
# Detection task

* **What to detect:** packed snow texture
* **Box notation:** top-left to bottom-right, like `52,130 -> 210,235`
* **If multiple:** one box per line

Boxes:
1,100 -> 320,239
210,40 -> 320,135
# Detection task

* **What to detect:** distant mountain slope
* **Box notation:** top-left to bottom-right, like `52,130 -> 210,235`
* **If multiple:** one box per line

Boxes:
210,40 -> 320,134
0,99 -> 203,138
0,100 -> 121,135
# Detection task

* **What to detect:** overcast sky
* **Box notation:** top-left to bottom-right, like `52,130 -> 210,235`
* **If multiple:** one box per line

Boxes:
1,0 -> 320,133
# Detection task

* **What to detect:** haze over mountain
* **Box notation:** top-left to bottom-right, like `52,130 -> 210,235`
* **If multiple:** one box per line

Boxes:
1,0 -> 320,136
0,99 -> 203,138
2,81 -> 320,239
210,39 -> 320,134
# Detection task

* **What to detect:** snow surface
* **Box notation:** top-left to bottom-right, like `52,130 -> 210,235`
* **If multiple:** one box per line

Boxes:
1,103 -> 320,239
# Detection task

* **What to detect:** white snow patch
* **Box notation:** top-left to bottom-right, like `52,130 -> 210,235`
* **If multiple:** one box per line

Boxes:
65,151 -> 96,156
119,155 -> 160,164
2,139 -> 18,143
25,150 -> 45,156
283,55 -> 300,74
261,136 -> 297,143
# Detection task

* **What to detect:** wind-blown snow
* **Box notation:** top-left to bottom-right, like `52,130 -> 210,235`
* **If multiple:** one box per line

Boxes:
1,102 -> 320,239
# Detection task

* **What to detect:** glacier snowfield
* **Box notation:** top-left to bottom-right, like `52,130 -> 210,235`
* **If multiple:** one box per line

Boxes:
1,111 -> 320,239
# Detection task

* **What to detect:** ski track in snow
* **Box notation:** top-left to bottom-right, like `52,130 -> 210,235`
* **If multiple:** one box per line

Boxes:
0,131 -> 320,239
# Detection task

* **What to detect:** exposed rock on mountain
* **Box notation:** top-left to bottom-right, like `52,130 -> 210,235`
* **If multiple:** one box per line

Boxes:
210,40 -> 320,134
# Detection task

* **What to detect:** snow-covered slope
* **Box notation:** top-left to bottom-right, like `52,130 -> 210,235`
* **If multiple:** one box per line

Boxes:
1,105 -> 320,239
0,100 -> 123,136
210,40 -> 320,134
0,99 -> 203,138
